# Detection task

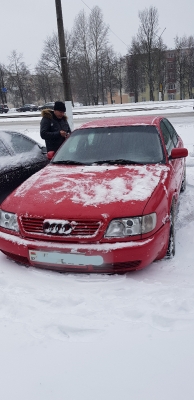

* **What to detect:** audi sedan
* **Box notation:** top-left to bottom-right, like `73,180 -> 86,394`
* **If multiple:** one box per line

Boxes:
0,116 -> 188,273
0,130 -> 48,203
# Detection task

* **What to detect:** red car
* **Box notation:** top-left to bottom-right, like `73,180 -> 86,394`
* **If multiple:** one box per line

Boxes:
0,116 -> 188,273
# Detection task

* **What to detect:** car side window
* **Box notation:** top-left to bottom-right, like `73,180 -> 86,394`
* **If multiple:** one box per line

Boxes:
163,119 -> 178,146
6,132 -> 37,154
160,121 -> 174,155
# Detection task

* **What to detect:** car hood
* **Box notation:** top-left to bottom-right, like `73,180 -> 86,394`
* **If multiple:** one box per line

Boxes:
3,164 -> 169,218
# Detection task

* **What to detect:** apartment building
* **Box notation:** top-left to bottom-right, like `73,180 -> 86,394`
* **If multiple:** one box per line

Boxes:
107,48 -> 194,104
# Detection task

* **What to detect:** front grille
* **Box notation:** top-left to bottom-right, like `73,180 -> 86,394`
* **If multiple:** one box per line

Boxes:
21,217 -> 101,238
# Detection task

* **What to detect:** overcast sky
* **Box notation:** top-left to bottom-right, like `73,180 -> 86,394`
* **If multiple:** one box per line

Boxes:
1,0 -> 194,71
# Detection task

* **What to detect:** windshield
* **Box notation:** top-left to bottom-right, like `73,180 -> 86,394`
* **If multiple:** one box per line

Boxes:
52,126 -> 165,165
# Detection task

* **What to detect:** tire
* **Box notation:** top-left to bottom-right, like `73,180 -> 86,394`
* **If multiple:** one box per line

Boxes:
180,165 -> 186,192
166,200 -> 175,258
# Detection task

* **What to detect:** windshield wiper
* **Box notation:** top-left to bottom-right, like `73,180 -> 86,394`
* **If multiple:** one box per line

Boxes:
94,159 -> 144,165
52,160 -> 86,165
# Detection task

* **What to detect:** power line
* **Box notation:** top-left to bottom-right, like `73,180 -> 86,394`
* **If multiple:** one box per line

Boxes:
81,0 -> 128,48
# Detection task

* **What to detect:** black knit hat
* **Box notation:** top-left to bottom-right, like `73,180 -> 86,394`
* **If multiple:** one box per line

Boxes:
54,101 -> 66,112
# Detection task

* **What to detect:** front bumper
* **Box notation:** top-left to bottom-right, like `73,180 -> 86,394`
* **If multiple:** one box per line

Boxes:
0,224 -> 169,273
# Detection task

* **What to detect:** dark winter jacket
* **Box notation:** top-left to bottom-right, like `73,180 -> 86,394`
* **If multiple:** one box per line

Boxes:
40,109 -> 71,152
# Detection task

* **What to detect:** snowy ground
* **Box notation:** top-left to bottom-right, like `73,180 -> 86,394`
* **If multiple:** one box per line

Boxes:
1,105 -> 194,400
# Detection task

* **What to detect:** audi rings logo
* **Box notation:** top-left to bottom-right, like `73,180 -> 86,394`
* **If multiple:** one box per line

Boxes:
43,219 -> 75,235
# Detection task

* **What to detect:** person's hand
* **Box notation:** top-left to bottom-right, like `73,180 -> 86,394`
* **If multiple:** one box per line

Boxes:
60,130 -> 68,138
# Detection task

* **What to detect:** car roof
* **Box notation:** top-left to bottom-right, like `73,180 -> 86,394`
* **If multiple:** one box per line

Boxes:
78,115 -> 164,129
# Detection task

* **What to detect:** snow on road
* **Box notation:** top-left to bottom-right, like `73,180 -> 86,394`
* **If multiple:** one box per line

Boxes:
1,107 -> 194,400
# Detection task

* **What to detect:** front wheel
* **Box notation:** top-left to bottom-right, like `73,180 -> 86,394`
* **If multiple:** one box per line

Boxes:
166,200 -> 175,258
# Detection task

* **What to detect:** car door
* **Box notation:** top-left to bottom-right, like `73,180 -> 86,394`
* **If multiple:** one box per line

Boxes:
0,136 -> 22,195
7,131 -> 47,181
163,118 -> 184,192
160,119 -> 183,197
0,139 -> 12,188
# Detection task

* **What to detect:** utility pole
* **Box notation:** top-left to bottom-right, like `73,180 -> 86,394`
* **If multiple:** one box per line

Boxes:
55,0 -> 71,101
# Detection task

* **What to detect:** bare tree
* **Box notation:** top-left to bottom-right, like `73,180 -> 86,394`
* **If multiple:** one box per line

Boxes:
35,30 -> 75,102
102,47 -> 121,104
71,7 -> 110,105
174,36 -> 188,99
114,55 -> 126,104
71,10 -> 93,104
126,38 -> 142,102
104,47 -> 116,104
89,6 -> 109,104
7,51 -> 31,105
138,6 -> 159,101
186,36 -> 194,98
154,37 -> 167,101
35,61 -> 56,102
38,33 -> 61,75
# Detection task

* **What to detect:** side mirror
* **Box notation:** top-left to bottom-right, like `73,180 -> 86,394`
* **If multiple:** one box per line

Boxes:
47,151 -> 55,160
170,148 -> 188,159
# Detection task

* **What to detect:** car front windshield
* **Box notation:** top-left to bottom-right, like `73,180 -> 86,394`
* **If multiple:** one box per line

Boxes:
52,126 -> 165,165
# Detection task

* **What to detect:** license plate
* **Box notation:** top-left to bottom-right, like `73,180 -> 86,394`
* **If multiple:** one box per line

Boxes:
29,250 -> 103,266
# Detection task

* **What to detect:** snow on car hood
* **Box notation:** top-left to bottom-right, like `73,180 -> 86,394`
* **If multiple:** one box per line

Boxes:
4,164 -> 169,216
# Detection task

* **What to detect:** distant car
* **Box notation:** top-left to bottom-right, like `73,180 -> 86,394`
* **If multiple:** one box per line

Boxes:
73,102 -> 83,107
0,104 -> 9,113
0,116 -> 188,273
38,102 -> 55,111
0,130 -> 48,203
16,104 -> 38,112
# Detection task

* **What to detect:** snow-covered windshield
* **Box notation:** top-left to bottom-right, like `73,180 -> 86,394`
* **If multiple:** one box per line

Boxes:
53,126 -> 165,165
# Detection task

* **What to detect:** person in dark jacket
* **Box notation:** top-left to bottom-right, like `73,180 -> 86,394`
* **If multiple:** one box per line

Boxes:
40,101 -> 71,152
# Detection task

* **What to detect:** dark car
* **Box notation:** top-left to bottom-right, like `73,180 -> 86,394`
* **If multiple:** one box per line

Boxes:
0,116 -> 188,273
0,130 -> 48,203
38,102 -> 55,111
16,104 -> 38,112
0,104 -> 9,113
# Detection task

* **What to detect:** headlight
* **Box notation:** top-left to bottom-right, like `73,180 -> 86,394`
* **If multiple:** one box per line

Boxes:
0,210 -> 19,232
105,213 -> 157,238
